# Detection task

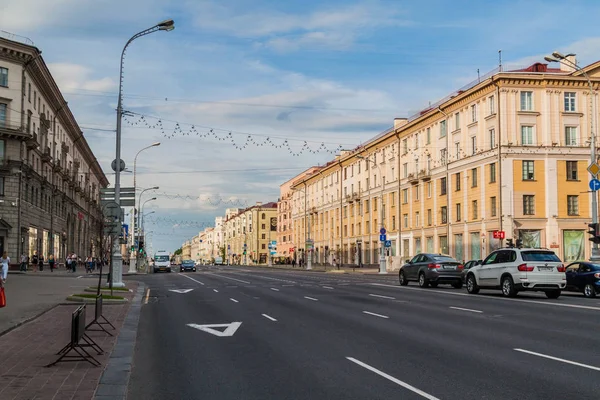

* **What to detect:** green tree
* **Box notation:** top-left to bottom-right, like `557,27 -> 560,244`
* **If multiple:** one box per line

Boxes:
173,247 -> 182,256
219,246 -> 226,260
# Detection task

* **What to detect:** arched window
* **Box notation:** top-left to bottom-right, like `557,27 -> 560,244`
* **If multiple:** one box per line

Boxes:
262,213 -> 266,220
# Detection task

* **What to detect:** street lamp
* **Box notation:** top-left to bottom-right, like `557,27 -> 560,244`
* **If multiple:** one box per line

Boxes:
131,186 -> 158,271
139,197 -> 156,264
545,52 -> 598,261
129,143 -> 160,272
291,186 -> 311,270
357,155 -> 387,274
112,19 -> 174,287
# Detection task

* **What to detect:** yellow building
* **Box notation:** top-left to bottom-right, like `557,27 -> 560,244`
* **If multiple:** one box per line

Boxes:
181,240 -> 192,261
292,55 -> 599,268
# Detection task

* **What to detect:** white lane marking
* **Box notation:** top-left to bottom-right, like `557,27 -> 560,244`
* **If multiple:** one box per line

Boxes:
262,314 -> 277,322
226,271 -> 297,284
449,306 -> 483,313
322,286 -> 334,290
230,298 -> 239,303
179,273 -> 205,285
346,357 -> 440,400
514,348 -> 600,371
370,283 -> 600,312
270,288 -> 280,291
362,311 -> 389,319
369,294 -> 395,300
304,296 -> 318,301
213,289 -> 219,293
282,284 -> 295,287
206,274 -> 250,284
76,275 -> 83,279
144,288 -> 150,305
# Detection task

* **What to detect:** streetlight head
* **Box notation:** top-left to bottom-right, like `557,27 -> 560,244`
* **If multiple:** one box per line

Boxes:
152,142 -> 161,147
544,56 -> 559,63
150,197 -> 157,201
552,51 -> 566,60
158,19 -> 175,31
152,186 -> 159,190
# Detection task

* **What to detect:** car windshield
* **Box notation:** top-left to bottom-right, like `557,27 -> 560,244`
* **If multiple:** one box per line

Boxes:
432,256 -> 457,263
521,251 -> 561,262
155,255 -> 170,262
183,261 -> 194,266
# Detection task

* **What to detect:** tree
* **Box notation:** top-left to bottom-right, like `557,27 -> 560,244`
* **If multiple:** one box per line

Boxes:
219,246 -> 226,260
173,247 -> 182,256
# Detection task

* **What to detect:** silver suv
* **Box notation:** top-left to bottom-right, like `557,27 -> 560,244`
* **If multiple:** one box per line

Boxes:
465,248 -> 566,298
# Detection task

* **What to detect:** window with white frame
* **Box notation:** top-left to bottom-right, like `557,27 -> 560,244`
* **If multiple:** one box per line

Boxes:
403,163 -> 408,178
489,95 -> 495,115
426,127 -> 431,144
565,126 -> 577,146
567,195 -> 579,216
402,189 -> 408,204
440,120 -> 447,138
0,103 -> 6,127
520,91 -> 533,111
470,104 -> 477,122
521,126 -> 534,145
489,128 -> 496,149
415,212 -> 420,227
440,148 -> 447,165
403,213 -> 408,228
402,138 -> 407,154
0,67 -> 7,87
471,136 -> 476,155
455,112 -> 460,130
427,182 -> 432,198
564,92 -> 576,112
455,142 -> 460,159
523,195 -> 535,215
522,160 -> 535,180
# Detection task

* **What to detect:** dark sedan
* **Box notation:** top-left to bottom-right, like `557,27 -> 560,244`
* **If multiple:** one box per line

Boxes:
461,259 -> 482,284
180,260 -> 197,272
565,262 -> 600,298
399,253 -> 464,288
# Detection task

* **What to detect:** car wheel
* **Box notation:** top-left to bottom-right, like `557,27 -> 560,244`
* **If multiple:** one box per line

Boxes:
452,281 -> 463,289
153,268 -> 157,274
168,268 -> 172,273
584,284 -> 597,298
399,270 -> 408,286
466,274 -> 479,294
418,272 -> 429,288
429,282 -> 438,288
501,276 -> 517,297
545,290 -> 561,299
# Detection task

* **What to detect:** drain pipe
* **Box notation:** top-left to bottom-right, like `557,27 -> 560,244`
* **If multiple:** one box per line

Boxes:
437,107 -> 450,256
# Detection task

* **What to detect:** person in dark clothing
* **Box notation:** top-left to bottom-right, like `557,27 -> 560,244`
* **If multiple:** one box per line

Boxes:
31,253 -> 38,272
48,254 -> 55,272
38,255 -> 44,271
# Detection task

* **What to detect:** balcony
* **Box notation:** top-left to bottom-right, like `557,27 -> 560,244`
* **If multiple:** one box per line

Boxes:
26,132 -> 38,149
61,142 -> 69,154
53,157 -> 62,172
348,192 -> 359,202
418,169 -> 431,181
41,147 -> 52,163
408,173 -> 419,184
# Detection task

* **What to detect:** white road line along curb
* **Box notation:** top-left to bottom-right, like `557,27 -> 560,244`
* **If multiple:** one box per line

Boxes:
514,348 -> 600,371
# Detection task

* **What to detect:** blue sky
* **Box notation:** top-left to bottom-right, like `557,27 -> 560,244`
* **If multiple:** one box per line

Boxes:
2,0 -> 600,252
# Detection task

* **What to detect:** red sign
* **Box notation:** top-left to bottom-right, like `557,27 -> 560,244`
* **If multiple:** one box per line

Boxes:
289,248 -> 294,253
77,212 -> 84,221
492,231 -> 505,239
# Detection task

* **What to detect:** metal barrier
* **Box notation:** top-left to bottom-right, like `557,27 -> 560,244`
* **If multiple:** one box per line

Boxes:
85,294 -> 116,336
46,305 -> 103,367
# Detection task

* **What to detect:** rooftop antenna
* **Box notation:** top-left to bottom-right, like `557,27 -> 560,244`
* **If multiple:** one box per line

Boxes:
477,68 -> 480,82
498,49 -> 503,72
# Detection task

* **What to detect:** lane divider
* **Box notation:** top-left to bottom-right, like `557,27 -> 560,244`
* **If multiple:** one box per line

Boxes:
322,286 -> 334,290
449,306 -> 483,313
369,294 -> 395,300
179,273 -> 205,286
514,348 -> 600,371
213,289 -> 219,293
144,288 -> 150,305
270,288 -> 280,292
262,314 -> 277,322
362,311 -> 389,319
304,296 -> 318,301
230,298 -> 239,303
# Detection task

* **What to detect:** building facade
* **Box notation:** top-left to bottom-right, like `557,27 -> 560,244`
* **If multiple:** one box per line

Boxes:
181,240 -> 191,260
291,57 -> 599,269
0,36 -> 108,265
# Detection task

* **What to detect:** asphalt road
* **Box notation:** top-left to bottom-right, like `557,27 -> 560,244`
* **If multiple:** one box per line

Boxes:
128,265 -> 600,400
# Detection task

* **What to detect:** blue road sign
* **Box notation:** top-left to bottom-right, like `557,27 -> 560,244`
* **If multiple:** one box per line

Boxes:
380,228 -> 386,235
380,234 -> 386,242
590,179 -> 600,192
385,240 -> 392,248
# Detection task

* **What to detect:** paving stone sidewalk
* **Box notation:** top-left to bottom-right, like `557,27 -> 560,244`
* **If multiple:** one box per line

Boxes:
0,281 -> 139,400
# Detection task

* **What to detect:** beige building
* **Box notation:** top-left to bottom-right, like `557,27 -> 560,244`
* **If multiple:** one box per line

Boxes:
291,56 -> 599,269
190,234 -> 200,262
0,35 -> 108,264
181,240 -> 191,260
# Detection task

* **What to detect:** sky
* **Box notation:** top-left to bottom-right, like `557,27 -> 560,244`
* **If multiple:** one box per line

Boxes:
2,0 -> 600,252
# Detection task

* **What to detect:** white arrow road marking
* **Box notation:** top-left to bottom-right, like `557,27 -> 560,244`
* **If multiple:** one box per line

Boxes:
169,289 -> 194,294
262,314 -> 277,322
187,322 -> 242,337
346,357 -> 440,400
514,348 -> 600,371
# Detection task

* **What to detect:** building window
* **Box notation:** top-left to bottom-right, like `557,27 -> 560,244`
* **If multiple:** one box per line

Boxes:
262,244 -> 266,249
391,191 -> 396,206
522,161 -> 534,180
0,140 -> 4,165
415,134 -> 419,150
261,234 -> 266,239
489,95 -> 495,115
564,92 -> 576,112
426,127 -> 431,144
565,126 -> 577,146
520,91 -> 533,111
471,104 -> 477,123
0,103 -> 6,128
415,212 -> 420,227
440,177 -> 447,195
415,185 -> 420,201
28,83 -> 31,102
489,163 -> 496,183
491,196 -> 497,217
455,142 -> 460,159
0,67 -> 7,87
567,195 -> 579,215
489,128 -> 496,149
456,203 -> 461,222
427,209 -> 432,226
440,148 -> 447,165
472,200 -> 478,220
373,198 -> 377,211
471,168 -> 478,187
0,177 -> 4,196
403,214 -> 408,228
455,112 -> 460,130
427,182 -> 432,198
455,173 -> 461,191
441,206 -> 448,224
403,163 -> 408,178
402,189 -> 408,204
523,195 -> 535,215
402,139 -> 408,155
521,126 -> 534,145
34,91 -> 37,109
261,224 -> 265,229
440,120 -> 447,138
566,161 -> 578,181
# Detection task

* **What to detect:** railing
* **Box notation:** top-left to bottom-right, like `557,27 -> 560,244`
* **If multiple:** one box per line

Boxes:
0,30 -> 35,46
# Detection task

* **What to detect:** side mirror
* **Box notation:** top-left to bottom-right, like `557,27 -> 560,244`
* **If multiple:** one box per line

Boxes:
405,259 -> 412,264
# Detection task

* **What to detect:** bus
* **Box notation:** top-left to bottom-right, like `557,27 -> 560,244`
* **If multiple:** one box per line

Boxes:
153,250 -> 172,273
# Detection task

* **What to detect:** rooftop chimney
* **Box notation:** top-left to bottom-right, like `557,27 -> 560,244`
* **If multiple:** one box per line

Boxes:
255,201 -> 262,206
394,118 -> 408,129
560,54 -> 577,72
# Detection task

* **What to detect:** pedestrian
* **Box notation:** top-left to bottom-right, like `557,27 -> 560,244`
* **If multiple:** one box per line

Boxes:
38,254 -> 44,272
66,255 -> 72,272
72,255 -> 77,273
31,252 -> 38,272
20,253 -> 27,272
1,251 -> 9,286
48,254 -> 55,272
292,258 -> 296,268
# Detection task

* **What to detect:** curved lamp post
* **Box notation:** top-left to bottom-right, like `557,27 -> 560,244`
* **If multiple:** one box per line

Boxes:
112,19 -> 174,286
138,198 -> 156,269
129,186 -> 158,272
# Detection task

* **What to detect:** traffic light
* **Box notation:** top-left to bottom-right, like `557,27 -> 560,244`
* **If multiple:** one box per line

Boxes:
588,223 -> 600,244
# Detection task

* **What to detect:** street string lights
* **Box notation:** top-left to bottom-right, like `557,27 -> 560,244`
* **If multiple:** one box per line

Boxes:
122,112 -> 345,156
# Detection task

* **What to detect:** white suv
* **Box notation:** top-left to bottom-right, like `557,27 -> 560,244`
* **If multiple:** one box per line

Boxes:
465,248 -> 566,298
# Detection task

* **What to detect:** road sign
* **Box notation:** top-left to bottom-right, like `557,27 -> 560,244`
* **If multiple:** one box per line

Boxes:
384,240 -> 392,248
590,179 -> 600,191
588,162 -> 600,176
379,234 -> 386,242
111,159 -> 126,172
380,228 -> 386,235
271,240 -> 277,245
186,322 -> 242,337
492,230 -> 505,239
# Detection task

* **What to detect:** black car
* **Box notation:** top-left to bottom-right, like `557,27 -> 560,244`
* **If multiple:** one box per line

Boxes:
399,253 -> 464,288
180,260 -> 197,272
565,262 -> 600,298
461,259 -> 482,284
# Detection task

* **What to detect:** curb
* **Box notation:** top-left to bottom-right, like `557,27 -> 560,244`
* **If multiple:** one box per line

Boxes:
0,303 -> 61,337
65,296 -> 129,304
94,281 -> 145,400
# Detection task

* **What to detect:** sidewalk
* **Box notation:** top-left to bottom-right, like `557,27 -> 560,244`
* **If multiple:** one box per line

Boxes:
0,281 -> 139,400
233,263 -> 386,274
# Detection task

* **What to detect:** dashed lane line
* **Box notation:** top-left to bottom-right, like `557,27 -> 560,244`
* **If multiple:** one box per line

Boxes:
369,294 -> 395,300
230,298 -> 239,303
206,273 -> 251,284
514,348 -> 600,372
362,311 -> 390,319
262,314 -> 277,322
304,296 -> 318,301
270,288 -> 280,292
449,306 -> 483,313
179,274 -> 205,286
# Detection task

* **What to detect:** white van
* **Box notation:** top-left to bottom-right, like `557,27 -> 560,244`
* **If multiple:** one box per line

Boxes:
153,250 -> 172,273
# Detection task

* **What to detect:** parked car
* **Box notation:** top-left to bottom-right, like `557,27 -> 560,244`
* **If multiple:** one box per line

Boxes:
180,260 -> 197,272
565,262 -> 600,298
399,253 -> 464,288
465,248 -> 566,298
461,259 -> 482,283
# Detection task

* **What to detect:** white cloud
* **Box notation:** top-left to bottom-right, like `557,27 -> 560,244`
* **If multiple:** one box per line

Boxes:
47,63 -> 116,92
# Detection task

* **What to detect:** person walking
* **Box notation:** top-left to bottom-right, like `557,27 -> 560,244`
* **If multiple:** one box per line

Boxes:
48,254 -> 55,272
31,252 -> 38,272
20,253 -> 27,272
38,254 -> 44,272
1,251 -> 9,286
292,258 -> 296,268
